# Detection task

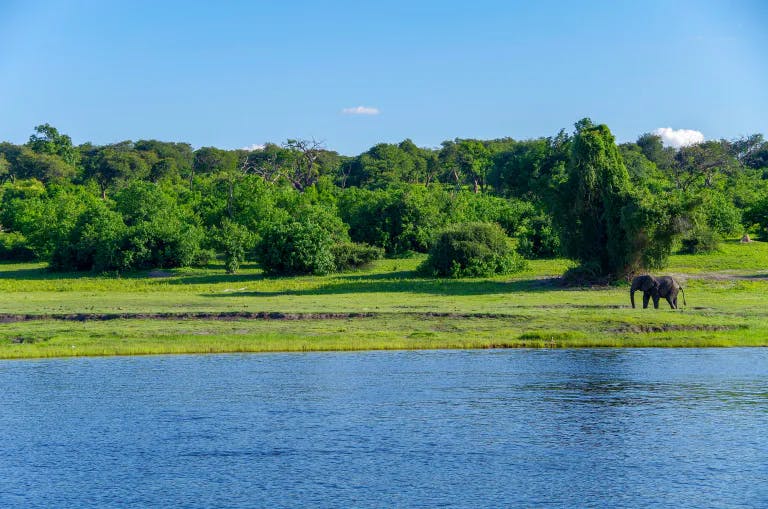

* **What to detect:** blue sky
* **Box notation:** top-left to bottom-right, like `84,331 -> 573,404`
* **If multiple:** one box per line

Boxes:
1,0 -> 766,154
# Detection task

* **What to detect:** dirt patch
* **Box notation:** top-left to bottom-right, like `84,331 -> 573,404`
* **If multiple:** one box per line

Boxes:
666,271 -> 768,282
611,324 -> 743,334
147,270 -> 174,278
9,336 -> 40,344
0,311 -> 535,323
0,312 -> 379,323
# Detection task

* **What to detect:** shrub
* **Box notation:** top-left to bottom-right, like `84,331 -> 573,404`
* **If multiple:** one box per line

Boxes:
743,197 -> 768,237
332,242 -> 384,271
419,222 -> 526,278
115,182 -> 206,270
704,193 -> 741,237
517,214 -> 560,259
214,219 -> 253,274
50,204 -> 128,272
338,185 -> 450,255
679,227 -> 719,254
256,221 -> 335,275
122,215 -> 204,269
0,232 -> 36,261
450,192 -> 535,237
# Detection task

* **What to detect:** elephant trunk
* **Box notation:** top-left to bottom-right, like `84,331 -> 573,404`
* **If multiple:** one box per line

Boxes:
630,288 -> 636,308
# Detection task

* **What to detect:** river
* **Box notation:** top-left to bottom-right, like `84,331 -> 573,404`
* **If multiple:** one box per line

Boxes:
1,348 -> 766,508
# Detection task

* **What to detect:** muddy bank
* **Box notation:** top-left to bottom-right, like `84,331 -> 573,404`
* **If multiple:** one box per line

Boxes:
612,324 -> 743,334
0,312 -> 377,323
0,311 -> 531,323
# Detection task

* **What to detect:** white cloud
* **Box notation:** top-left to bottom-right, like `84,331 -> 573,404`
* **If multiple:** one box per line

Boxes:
652,127 -> 704,148
241,143 -> 265,151
341,106 -> 380,115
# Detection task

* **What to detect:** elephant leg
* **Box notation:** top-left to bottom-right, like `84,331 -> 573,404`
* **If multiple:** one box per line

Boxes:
642,292 -> 650,309
652,295 -> 660,309
673,296 -> 678,308
666,296 -> 675,309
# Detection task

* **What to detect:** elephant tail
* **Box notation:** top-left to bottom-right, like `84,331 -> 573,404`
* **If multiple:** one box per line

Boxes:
680,286 -> 687,307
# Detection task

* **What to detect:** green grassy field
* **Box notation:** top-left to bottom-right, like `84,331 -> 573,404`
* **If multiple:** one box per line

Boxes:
1,240 -> 767,358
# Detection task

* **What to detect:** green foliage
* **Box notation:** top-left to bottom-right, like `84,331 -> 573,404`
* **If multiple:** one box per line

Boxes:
488,134 -> 569,203
28,124 -> 79,166
1,182 -> 101,259
43,183 -> 207,272
2,120 -> 767,282
419,222 -> 526,278
331,242 -> 384,271
82,143 -> 150,198
344,140 -> 437,188
50,202 -> 128,272
0,232 -> 35,261
338,185 -> 450,255
256,221 -> 336,276
517,214 -> 560,259
554,123 -> 635,277
214,219 -> 252,274
619,190 -> 687,270
679,227 -> 719,254
743,196 -> 768,238
702,192 -> 741,237
450,193 -> 534,237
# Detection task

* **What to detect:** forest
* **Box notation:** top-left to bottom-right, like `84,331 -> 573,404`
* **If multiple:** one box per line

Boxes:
1,119 -> 767,282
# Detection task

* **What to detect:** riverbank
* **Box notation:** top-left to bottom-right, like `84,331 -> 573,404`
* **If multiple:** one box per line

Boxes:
2,240 -> 767,358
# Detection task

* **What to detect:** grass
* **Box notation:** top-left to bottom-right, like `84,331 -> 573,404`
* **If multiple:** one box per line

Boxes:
1,240 -> 768,358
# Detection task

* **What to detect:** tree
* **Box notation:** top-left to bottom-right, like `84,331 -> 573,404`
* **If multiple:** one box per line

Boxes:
730,134 -> 768,170
554,121 -> 634,278
672,140 -> 735,191
0,154 -> 11,184
188,146 -> 238,196
82,144 -> 150,199
214,218 -> 252,274
636,133 -> 674,172
419,222 -> 526,277
16,148 -> 77,183
283,139 -> 324,191
135,140 -> 194,183
256,220 -> 336,275
28,124 -> 79,166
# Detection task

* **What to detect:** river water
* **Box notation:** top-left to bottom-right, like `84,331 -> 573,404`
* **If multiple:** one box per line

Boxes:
1,349 -> 766,508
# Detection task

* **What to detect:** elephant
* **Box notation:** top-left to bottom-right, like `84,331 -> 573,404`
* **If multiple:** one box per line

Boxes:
630,275 -> 686,309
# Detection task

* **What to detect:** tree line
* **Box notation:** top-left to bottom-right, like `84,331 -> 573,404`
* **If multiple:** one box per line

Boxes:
1,120 -> 767,280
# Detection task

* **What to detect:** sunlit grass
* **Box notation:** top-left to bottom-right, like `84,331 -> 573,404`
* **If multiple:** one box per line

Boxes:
2,239 -> 768,358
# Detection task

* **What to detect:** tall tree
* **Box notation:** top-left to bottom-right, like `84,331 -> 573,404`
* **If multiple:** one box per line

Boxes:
554,121 -> 634,277
82,143 -> 150,199
28,124 -> 79,166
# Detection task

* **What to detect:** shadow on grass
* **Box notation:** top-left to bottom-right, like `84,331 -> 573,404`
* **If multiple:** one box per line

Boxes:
0,262 -> 264,283
202,275 -> 568,298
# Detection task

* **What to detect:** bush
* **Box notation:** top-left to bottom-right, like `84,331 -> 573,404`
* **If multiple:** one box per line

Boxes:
256,221 -> 335,276
122,216 -> 205,269
50,204 -> 128,272
115,182 -> 206,270
679,227 -> 719,254
743,196 -> 768,238
214,219 -> 252,274
338,185 -> 450,255
517,214 -> 560,259
332,242 -> 383,271
0,232 -> 36,261
704,193 -> 741,237
450,192 -> 535,237
419,222 -> 526,278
